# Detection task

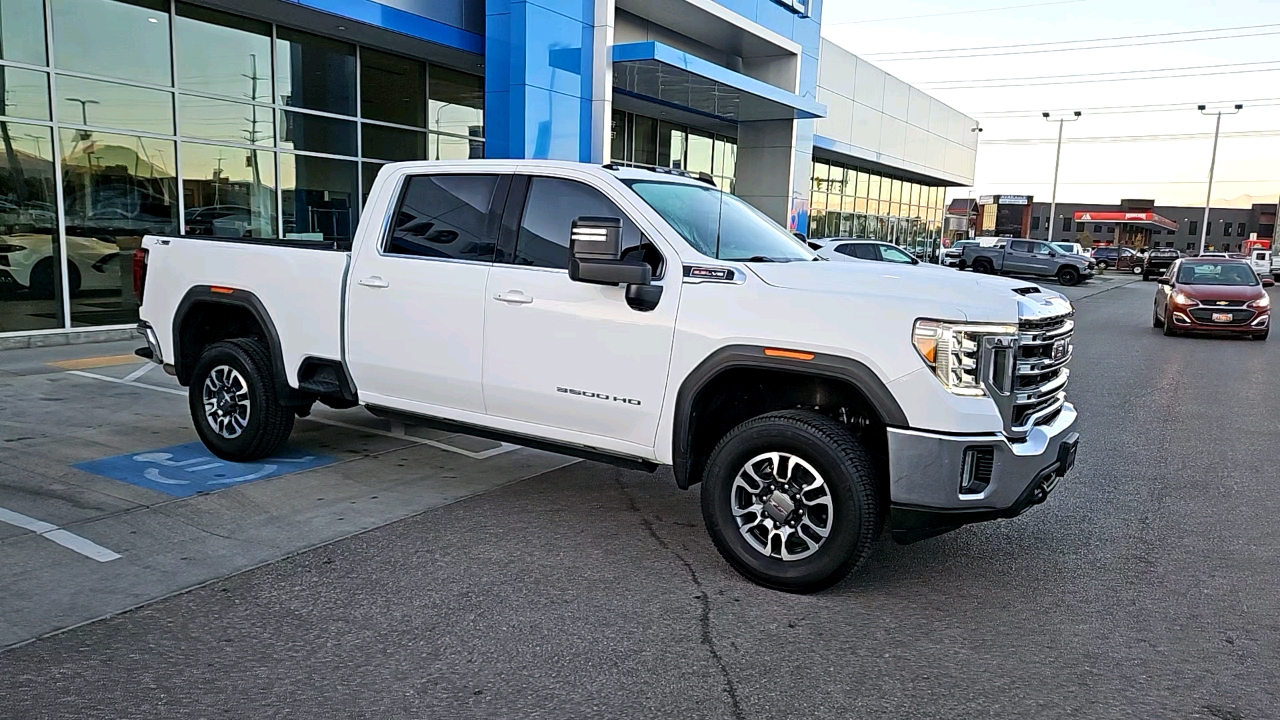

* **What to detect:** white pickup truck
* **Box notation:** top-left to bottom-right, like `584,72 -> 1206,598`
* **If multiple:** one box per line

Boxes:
134,160 -> 1080,592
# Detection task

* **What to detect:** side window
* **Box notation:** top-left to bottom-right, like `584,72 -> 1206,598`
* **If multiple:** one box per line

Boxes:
386,175 -> 500,261
1009,240 -> 1032,253
834,243 -> 859,258
514,177 -> 659,274
1030,242 -> 1053,254
878,245 -> 914,263
850,243 -> 879,260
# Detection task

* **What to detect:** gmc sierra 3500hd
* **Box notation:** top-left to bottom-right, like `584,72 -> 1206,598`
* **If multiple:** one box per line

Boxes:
134,160 -> 1080,593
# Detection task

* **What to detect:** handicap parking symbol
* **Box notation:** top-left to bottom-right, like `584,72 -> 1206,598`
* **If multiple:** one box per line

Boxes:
74,442 -> 337,498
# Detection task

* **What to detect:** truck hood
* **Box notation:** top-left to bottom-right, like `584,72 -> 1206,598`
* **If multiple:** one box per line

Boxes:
746,260 -> 1070,323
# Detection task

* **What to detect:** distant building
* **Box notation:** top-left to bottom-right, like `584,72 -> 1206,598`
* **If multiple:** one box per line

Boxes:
1026,199 -> 1278,252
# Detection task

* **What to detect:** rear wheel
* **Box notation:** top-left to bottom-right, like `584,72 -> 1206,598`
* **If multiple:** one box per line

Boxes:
188,338 -> 294,462
700,410 -> 882,594
1057,266 -> 1081,286
1132,264 -> 1145,275
972,258 -> 993,274
1096,260 -> 1109,270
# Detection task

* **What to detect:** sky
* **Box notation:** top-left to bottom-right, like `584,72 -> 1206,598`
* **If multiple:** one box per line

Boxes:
820,0 -> 1280,210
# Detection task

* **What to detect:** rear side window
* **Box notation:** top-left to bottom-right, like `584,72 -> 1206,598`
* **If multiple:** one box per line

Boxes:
1009,240 -> 1032,252
514,177 -> 647,271
386,175 -> 500,261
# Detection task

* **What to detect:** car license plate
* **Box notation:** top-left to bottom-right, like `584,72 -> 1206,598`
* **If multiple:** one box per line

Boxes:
1212,313 -> 1232,323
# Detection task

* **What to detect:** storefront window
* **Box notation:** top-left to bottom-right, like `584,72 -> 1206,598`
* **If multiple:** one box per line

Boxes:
175,4 -> 272,103
686,130 -> 713,177
52,0 -> 171,87
279,110 -> 357,156
56,75 -> 173,134
0,122 -> 61,331
362,124 -> 426,162
59,128 -> 176,326
280,153 -> 356,243
275,28 -> 356,116
0,67 -> 50,121
431,132 -> 481,160
429,66 -> 483,138
1,0 -> 48,66
362,49 -> 425,128
180,143 -> 276,238
179,95 -> 273,146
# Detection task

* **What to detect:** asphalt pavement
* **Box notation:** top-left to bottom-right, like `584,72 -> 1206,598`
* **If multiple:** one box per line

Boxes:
2,274 -> 1278,719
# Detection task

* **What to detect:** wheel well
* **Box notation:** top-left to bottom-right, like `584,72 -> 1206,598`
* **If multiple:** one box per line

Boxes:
683,367 -> 888,493
175,301 -> 267,385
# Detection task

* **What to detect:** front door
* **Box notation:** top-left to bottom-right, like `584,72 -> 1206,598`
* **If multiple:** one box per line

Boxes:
482,174 -> 678,452
1005,240 -> 1037,273
346,172 -> 507,414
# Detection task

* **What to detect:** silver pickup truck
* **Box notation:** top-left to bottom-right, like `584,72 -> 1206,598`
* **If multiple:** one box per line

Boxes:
962,238 -> 1096,286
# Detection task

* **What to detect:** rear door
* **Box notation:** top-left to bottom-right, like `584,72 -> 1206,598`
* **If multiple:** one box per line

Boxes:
346,171 -> 508,414
481,172 -> 678,452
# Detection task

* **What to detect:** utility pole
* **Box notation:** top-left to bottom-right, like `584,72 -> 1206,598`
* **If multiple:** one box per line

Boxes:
1198,103 -> 1242,256
1043,111 -> 1081,245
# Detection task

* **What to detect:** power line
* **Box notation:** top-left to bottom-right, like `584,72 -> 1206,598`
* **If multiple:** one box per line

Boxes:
976,179 -> 1278,185
921,65 -> 1280,90
862,22 -> 1280,57
982,130 -> 1280,144
868,29 -> 1280,62
826,0 -> 1085,26
920,60 -> 1280,86
974,97 -> 1280,117
974,100 -> 1280,119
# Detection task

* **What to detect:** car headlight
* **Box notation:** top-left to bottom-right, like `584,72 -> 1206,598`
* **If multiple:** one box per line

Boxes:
913,319 -> 1018,397
1248,295 -> 1271,309
1171,292 -> 1197,306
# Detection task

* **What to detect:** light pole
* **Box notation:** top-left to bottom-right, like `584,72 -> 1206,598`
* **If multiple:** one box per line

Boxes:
967,124 -> 982,241
1197,103 -> 1243,256
1043,111 -> 1081,245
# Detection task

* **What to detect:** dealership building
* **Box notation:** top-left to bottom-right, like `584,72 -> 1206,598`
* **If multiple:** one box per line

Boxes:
0,0 -> 976,342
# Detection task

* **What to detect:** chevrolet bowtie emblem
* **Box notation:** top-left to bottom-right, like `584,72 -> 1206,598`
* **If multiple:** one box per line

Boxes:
1216,301 -> 1230,305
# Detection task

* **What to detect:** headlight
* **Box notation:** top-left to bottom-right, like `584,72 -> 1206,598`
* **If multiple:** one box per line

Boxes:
913,319 -> 1018,397
1172,292 -> 1197,306
1248,295 -> 1271,309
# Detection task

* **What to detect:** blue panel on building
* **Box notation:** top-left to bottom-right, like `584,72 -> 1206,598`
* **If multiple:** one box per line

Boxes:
291,0 -> 485,54
74,443 -> 337,498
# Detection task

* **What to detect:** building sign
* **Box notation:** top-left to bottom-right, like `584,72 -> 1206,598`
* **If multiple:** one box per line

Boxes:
999,195 -> 1029,205
772,0 -> 811,17
978,195 -> 995,205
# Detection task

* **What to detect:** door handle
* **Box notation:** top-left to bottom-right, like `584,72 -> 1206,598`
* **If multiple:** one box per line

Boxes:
493,291 -> 533,305
358,276 -> 389,289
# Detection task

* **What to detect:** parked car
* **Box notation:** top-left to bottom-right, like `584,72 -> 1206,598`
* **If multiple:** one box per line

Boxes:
1248,249 -> 1271,279
135,159 -> 1081,593
943,239 -> 978,267
0,232 -> 123,298
1051,242 -> 1085,257
1090,246 -> 1140,272
962,237 -> 1096,286
1153,258 -> 1273,340
816,238 -> 919,264
1141,248 -> 1181,280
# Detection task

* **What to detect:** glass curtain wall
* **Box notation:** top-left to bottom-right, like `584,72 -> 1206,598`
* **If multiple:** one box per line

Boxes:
610,109 -> 736,192
0,0 -> 484,334
809,157 -> 946,260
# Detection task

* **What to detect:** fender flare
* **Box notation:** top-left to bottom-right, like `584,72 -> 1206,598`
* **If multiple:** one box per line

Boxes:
171,286 -> 296,400
671,345 -> 909,489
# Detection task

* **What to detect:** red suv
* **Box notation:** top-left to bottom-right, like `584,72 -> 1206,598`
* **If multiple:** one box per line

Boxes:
1154,258 -> 1273,340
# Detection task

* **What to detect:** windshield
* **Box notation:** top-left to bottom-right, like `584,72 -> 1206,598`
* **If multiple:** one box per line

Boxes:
1176,262 -> 1259,286
624,180 -> 816,262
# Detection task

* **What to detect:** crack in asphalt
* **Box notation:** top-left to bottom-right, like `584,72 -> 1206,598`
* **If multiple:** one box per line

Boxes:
614,475 -> 746,720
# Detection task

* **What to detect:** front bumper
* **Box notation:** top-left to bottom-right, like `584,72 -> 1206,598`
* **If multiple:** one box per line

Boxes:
885,402 -> 1079,543
1169,308 -> 1268,333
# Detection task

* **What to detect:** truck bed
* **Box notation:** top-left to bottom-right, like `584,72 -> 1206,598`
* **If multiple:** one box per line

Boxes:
140,236 -> 350,386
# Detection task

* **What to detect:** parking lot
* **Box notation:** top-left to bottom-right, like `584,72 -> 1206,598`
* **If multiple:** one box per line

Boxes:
2,272 -> 1278,719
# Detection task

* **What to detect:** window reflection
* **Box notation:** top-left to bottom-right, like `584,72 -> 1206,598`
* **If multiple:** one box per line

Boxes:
175,3 -> 272,102
432,132 -> 482,161
59,129 -> 176,326
52,0 -> 172,87
179,95 -> 273,146
275,28 -> 356,116
181,143 -> 276,238
57,75 -> 173,134
362,124 -> 425,162
1,0 -> 48,66
429,65 -> 482,138
0,122 -> 62,331
280,153 -> 356,243
361,49 -> 425,128
279,110 -> 356,156
0,68 -> 50,121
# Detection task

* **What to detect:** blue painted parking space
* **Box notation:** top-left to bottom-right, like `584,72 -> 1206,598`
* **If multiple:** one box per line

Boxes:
74,443 -> 337,498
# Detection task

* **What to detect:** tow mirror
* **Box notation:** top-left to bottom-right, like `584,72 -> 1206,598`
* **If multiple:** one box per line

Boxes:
1156,277 -> 1172,286
568,216 -> 662,311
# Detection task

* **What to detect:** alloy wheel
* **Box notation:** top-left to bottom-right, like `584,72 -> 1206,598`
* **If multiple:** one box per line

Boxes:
730,452 -> 834,561
202,365 -> 251,439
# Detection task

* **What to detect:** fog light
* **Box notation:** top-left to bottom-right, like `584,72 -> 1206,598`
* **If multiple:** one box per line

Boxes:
1252,315 -> 1269,327
960,447 -> 995,496
1173,312 -> 1192,325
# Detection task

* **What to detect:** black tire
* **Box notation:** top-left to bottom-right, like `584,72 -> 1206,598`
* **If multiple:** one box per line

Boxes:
1096,260 -> 1109,270
1142,272 -> 1152,281
1132,264 -> 1144,275
188,338 -> 294,462
1152,304 -> 1163,328
957,259 -> 967,271
1057,266 -> 1081,286
1163,309 -> 1179,336
700,410 -> 881,594
27,258 -> 56,299
972,258 -> 994,274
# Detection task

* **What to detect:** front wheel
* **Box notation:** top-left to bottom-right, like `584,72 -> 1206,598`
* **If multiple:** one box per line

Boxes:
188,338 -> 295,462
1163,309 -> 1179,336
1057,266 -> 1081,286
700,410 -> 882,593
1153,304 -> 1163,328
1096,260 -> 1110,270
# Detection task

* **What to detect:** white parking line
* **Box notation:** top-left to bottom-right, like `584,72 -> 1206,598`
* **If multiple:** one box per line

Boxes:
0,507 -> 121,562
122,363 -> 155,382
64,369 -> 520,460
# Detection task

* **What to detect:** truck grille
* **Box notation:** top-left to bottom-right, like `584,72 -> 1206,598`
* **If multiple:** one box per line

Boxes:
1011,313 -> 1073,432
